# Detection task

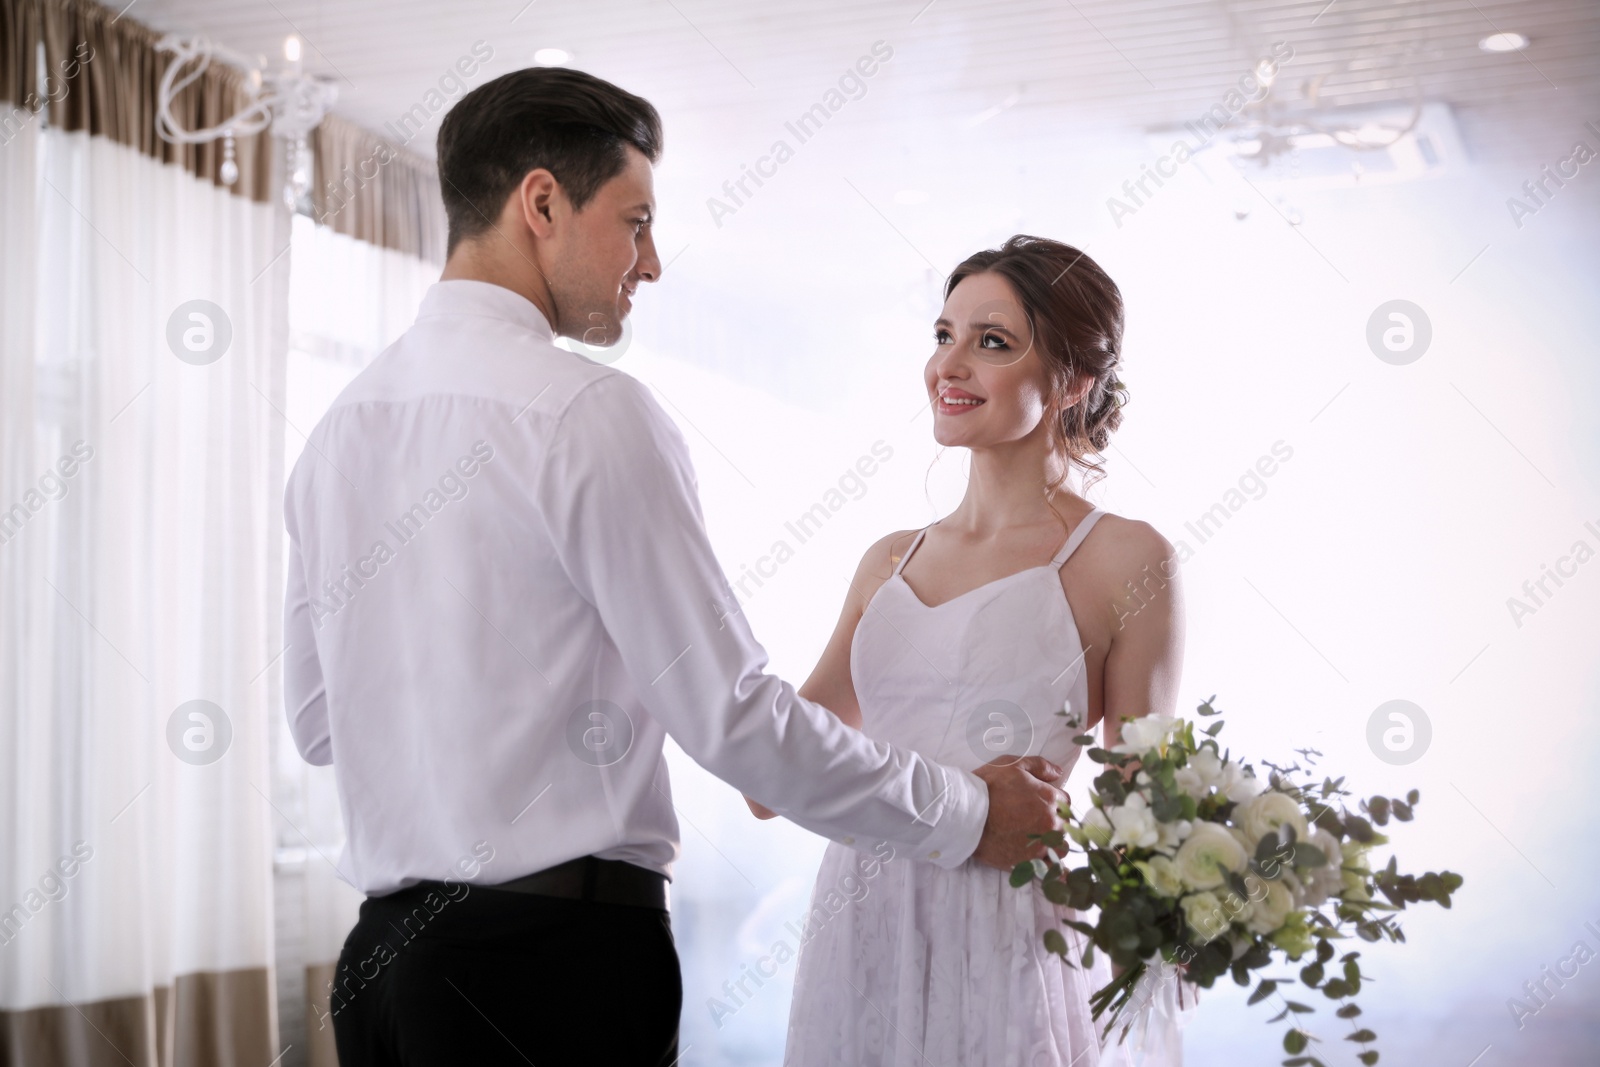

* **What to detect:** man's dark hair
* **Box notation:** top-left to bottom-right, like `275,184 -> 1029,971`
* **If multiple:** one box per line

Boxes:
436,68 -> 663,255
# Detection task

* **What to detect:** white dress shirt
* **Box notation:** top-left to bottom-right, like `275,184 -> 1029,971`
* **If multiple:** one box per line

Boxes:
283,280 -> 989,896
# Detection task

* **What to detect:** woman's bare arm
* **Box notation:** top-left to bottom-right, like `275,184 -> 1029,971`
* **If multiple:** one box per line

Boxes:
1097,522 -> 1186,750
744,531 -> 910,819
1094,522 -> 1185,979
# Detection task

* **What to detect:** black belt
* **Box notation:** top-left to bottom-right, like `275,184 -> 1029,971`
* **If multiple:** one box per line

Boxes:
480,855 -> 668,910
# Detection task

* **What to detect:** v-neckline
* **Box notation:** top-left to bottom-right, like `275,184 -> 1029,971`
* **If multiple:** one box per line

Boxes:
891,565 -> 1057,611
891,513 -> 1100,610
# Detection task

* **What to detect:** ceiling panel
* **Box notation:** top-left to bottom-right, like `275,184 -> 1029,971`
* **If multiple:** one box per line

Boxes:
125,0 -> 1600,166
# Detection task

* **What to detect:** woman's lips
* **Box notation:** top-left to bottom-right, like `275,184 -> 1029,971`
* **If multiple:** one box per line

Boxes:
935,390 -> 986,416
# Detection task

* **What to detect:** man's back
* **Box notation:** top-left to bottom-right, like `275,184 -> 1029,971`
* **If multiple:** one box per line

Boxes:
284,280 -> 682,894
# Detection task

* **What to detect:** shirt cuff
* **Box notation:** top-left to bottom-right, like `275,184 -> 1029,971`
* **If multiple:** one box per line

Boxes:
916,765 -> 990,869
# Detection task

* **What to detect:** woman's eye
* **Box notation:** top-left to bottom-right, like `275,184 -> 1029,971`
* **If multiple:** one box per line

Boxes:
933,329 -> 952,344
632,218 -> 649,235
981,333 -> 1009,349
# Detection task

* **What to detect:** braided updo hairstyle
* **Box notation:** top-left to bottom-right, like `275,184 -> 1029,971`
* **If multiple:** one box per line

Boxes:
944,235 -> 1128,492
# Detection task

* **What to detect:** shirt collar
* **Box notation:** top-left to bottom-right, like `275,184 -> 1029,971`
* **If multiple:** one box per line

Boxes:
417,280 -> 555,341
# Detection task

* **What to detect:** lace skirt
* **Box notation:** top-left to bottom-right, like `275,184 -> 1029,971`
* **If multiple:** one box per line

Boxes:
783,840 -> 1136,1067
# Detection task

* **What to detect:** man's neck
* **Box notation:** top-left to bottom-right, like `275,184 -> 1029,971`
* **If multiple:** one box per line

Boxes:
440,242 -> 558,333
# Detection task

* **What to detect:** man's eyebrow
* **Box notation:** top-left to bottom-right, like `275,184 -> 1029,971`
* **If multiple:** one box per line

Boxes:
625,203 -> 655,217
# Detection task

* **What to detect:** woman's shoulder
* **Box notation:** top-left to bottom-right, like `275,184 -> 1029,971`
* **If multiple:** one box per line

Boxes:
856,527 -> 925,582
832,527 -> 923,616
1078,509 -> 1180,575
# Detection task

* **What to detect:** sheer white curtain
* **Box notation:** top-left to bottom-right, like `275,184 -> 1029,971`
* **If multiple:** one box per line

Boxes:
271,213 -> 438,1067
0,122 -> 288,1061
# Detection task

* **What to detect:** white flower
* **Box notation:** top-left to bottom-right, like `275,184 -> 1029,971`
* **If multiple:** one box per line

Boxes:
1107,791 -> 1161,850
1112,714 -> 1179,755
1174,746 -> 1224,798
1174,746 -> 1265,804
1154,817 -> 1194,857
1133,855 -> 1185,898
1075,805 -> 1113,848
1301,830 -> 1344,906
1236,791 -> 1311,851
1222,763 -> 1267,803
1277,867 -> 1308,909
1173,822 -> 1248,890
1244,879 -> 1296,935
1179,891 -> 1229,943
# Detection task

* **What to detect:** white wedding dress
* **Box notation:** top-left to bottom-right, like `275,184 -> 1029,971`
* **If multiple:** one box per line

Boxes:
784,509 -> 1171,1066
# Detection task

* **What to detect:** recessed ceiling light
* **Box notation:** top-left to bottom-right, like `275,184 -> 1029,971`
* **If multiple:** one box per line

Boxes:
533,48 -> 572,66
1478,32 -> 1529,53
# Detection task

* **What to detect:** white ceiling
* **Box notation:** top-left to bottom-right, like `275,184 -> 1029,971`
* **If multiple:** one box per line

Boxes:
125,0 -> 1600,402
130,0 -> 1600,166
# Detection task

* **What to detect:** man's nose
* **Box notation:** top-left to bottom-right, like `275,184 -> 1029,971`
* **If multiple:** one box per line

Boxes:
635,233 -> 661,283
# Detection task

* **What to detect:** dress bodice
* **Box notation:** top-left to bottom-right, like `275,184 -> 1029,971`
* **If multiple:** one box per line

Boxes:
849,510 -> 1106,778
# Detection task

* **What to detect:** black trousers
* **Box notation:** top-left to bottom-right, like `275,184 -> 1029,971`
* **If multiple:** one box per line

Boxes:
327,878 -> 681,1066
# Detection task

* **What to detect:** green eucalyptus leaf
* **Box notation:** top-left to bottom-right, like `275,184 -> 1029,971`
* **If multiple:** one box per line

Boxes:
1248,979 -> 1279,1005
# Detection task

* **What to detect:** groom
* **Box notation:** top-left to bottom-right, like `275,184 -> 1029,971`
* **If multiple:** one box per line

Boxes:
283,67 -> 1066,1066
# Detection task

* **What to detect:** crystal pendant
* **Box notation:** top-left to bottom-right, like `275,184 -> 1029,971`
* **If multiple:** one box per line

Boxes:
219,130 -> 239,186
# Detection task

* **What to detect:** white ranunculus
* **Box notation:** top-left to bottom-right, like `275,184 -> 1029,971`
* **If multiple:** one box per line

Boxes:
1245,879 -> 1297,935
1112,714 -> 1179,755
1237,791 -> 1311,851
1179,891 -> 1229,943
1134,854 -> 1185,898
1107,791 -> 1161,850
1173,822 -> 1248,890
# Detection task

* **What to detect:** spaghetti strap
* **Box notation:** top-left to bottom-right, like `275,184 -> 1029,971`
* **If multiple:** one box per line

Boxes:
1051,509 -> 1105,568
892,527 -> 932,576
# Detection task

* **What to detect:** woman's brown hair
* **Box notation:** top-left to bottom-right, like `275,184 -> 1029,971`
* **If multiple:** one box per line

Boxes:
944,235 -> 1128,492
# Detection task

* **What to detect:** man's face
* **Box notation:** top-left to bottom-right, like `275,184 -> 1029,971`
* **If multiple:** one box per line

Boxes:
546,145 -> 660,346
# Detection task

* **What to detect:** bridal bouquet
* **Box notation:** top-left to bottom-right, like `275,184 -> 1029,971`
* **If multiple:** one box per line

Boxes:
1011,698 -> 1463,1065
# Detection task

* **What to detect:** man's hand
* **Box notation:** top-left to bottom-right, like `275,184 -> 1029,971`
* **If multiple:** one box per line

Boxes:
971,755 -> 1067,871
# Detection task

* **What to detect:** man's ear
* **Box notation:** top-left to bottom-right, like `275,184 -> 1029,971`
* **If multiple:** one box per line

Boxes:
516,168 -> 561,240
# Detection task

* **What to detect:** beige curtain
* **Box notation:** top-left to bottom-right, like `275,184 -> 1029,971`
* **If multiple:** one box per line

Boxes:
1,0 -> 446,264
310,113 -> 447,266
2,3 -> 444,1065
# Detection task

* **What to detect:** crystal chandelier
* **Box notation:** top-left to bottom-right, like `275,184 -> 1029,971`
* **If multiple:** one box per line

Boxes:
154,34 -> 338,209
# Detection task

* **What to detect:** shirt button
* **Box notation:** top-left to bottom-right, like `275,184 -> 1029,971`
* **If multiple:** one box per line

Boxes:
928,850 -> 941,859
843,836 -> 855,845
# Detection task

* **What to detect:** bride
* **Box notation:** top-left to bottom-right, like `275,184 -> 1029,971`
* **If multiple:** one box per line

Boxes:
746,235 -> 1185,1065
